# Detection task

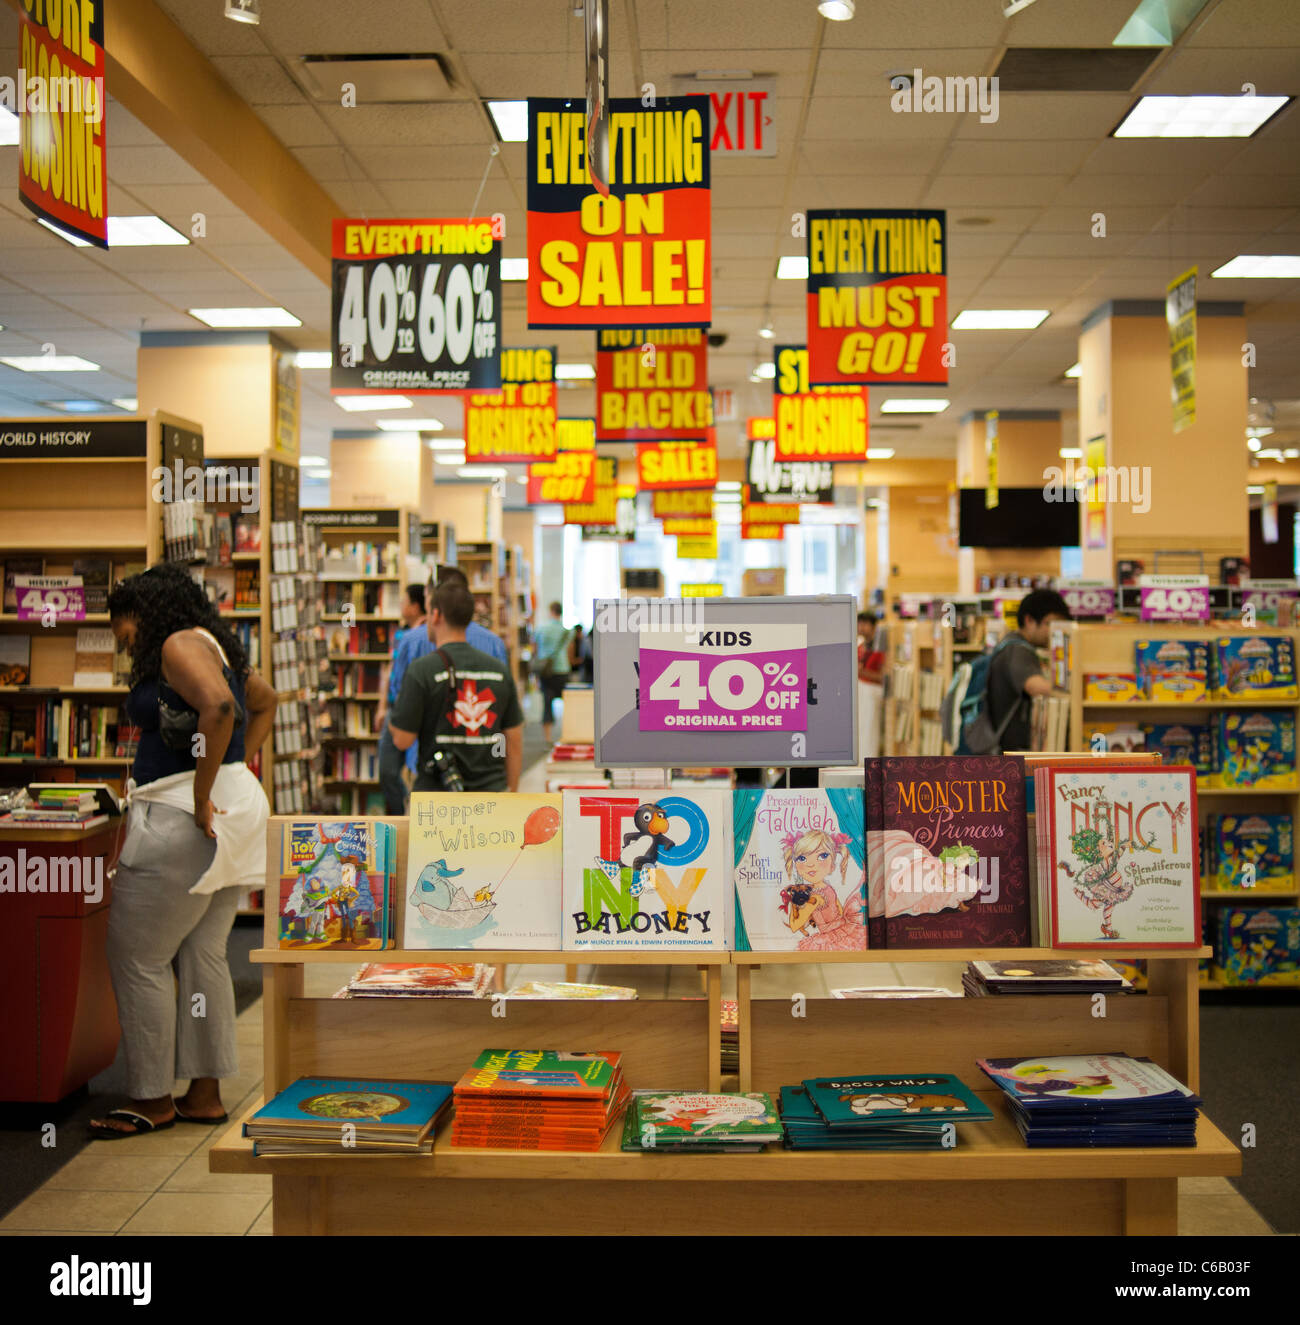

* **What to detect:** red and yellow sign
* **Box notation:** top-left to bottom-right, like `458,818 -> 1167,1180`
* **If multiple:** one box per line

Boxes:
563,457 -> 619,525
662,517 -> 716,536
557,417 -> 596,451
747,416 -> 776,441
465,346 -> 557,463
676,532 -> 718,559
773,346 -> 868,462
742,521 -> 786,540
527,97 -> 711,329
596,328 -> 711,440
526,450 -> 596,505
652,488 -> 714,518
742,501 -> 801,526
19,2 -> 107,247
805,209 -> 948,386
636,437 -> 717,491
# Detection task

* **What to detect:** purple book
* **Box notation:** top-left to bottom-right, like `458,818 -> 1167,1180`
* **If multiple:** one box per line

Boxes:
865,756 -> 1031,948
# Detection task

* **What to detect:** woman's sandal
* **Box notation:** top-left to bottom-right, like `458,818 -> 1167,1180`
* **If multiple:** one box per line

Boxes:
173,1106 -> 229,1125
88,1109 -> 176,1140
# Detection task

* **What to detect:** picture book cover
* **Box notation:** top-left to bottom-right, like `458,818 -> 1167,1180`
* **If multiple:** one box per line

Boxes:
1042,768 -> 1201,947
1217,710 -> 1297,789
865,756 -> 1031,948
1209,813 -> 1293,889
802,1074 -> 992,1126
1213,634 -> 1297,701
403,793 -> 563,950
628,1092 -> 782,1146
277,820 -> 393,949
453,1050 -> 621,1100
245,1077 -> 453,1135
732,787 -> 866,952
1215,907 -> 1300,987
976,1053 -> 1197,1106
561,790 -> 732,949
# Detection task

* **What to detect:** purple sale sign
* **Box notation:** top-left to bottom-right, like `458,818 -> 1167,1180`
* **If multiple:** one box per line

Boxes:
1139,581 -> 1210,623
638,624 -> 808,732
13,576 -> 86,623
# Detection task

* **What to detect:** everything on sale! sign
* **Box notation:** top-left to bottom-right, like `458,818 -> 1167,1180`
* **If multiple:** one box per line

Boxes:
805,209 -> 948,386
773,346 -> 868,462
527,97 -> 711,329
636,438 -> 718,490
464,346 -> 557,463
596,328 -> 712,440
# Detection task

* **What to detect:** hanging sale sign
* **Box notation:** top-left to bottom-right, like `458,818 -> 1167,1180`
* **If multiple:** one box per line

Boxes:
773,346 -> 868,462
636,438 -> 718,490
464,346 -> 557,464
564,456 -> 618,525
741,519 -> 787,540
676,532 -> 718,559
984,410 -> 999,511
1166,266 -> 1197,434
557,417 -> 596,451
1084,434 -> 1107,550
331,219 -> 501,394
662,517 -> 716,536
18,4 -> 107,247
526,96 -> 711,329
747,439 -> 833,504
805,209 -> 948,387
581,484 -> 638,541
595,328 -> 711,440
653,488 -> 714,518
681,582 -> 725,597
526,451 -> 597,505
747,416 -> 776,442
742,501 -> 800,525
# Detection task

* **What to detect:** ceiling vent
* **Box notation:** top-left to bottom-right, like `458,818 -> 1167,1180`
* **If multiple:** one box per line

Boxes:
993,47 -> 1161,92
294,53 -> 458,103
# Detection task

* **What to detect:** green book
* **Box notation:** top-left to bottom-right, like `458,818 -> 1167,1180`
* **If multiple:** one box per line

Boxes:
628,1092 -> 782,1148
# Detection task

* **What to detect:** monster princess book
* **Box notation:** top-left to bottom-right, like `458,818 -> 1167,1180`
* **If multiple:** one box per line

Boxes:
403,793 -> 563,950
865,756 -> 1031,948
1038,767 -> 1201,948
733,788 -> 866,952
560,790 -> 732,949
277,821 -> 395,949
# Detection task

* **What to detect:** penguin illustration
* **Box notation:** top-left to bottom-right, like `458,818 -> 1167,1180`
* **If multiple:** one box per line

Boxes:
622,802 -> 675,871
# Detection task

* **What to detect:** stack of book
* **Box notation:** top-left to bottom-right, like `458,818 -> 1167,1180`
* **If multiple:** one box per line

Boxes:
778,1074 -> 992,1150
831,986 -> 959,999
503,980 -> 636,1000
720,999 -> 739,1074
978,1052 -> 1201,1147
620,1091 -> 782,1152
335,963 -> 493,999
0,783 -> 117,830
243,1077 -> 453,1156
450,1050 -> 629,1151
962,959 -> 1132,997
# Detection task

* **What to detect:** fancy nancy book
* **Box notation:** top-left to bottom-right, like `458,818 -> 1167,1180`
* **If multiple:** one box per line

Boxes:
733,788 -> 866,952
560,789 -> 732,949
403,793 -> 563,950
277,821 -> 395,949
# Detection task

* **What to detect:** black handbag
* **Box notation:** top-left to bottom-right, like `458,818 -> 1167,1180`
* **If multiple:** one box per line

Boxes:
157,679 -> 244,755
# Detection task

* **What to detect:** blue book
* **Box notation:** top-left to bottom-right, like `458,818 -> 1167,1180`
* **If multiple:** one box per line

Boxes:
244,1077 -> 453,1140
802,1073 -> 992,1127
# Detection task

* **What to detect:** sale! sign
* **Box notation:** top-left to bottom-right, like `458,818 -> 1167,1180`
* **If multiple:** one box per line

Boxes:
805,209 -> 948,386
653,488 -> 714,519
331,219 -> 501,393
636,438 -> 718,490
773,346 -> 868,462
1138,575 -> 1211,623
526,451 -> 596,505
564,457 -> 618,525
638,624 -> 807,733
464,346 -> 557,464
14,576 -> 86,623
527,97 -> 711,328
595,328 -> 712,440
747,439 -> 833,504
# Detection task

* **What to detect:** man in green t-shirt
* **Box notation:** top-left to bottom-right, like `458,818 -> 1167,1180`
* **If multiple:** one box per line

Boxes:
532,600 -> 572,746
388,582 -> 523,792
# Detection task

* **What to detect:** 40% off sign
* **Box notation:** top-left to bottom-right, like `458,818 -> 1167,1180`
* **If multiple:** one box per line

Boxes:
637,625 -> 807,732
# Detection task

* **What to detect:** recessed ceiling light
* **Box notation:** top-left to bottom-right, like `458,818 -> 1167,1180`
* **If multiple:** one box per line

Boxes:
1211,255 -> 1300,279
335,395 -> 413,412
295,351 -> 332,370
111,397 -> 138,411
501,258 -> 528,281
777,256 -> 808,280
556,363 -> 595,380
376,417 -> 444,431
427,438 -> 466,451
1064,362 -> 1082,379
1,354 -> 101,372
1247,438 -> 1263,452
224,0 -> 261,23
758,321 -> 775,339
1113,94 -> 1289,139
299,455 -> 330,468
817,0 -> 855,18
189,307 -> 301,328
39,215 -> 190,247
435,454 -> 468,466
0,106 -> 18,147
879,398 -> 949,414
458,466 -> 508,479
486,100 -> 528,142
952,309 -> 1049,330
754,362 -> 776,379
866,448 -> 895,459
41,399 -> 108,413
1059,447 -> 1083,459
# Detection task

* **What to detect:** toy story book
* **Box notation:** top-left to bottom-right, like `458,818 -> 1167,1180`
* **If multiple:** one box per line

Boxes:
403,793 -> 563,950
732,788 -> 866,952
560,790 -> 732,949
276,821 -> 395,949
1039,767 -> 1201,948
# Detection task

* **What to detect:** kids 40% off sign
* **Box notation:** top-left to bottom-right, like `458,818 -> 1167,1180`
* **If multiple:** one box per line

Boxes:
638,625 -> 807,733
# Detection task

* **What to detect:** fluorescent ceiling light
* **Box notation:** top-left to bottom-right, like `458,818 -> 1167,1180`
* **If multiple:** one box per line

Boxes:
879,398 -> 949,414
225,0 -> 261,23
42,399 -> 107,413
1247,486 -> 1265,494
299,455 -> 330,468
1247,427 -> 1274,439
111,397 -> 138,411
817,0 -> 855,18
295,351 -> 332,370
40,215 -> 190,247
458,466 -> 508,479
487,100 -> 528,142
556,363 -> 595,380
754,362 -> 776,380
189,306 -> 301,328
435,454 -> 468,466
427,438 -> 466,451
377,416 -> 443,431
1113,94 -> 1288,139
1059,447 -> 1083,459
716,481 -> 742,491
866,448 -> 895,459
1064,362 -> 1082,379
1,354 -> 100,372
501,258 -> 528,281
1211,255 -> 1300,279
758,321 -> 775,339
305,468 -> 331,478
335,395 -> 413,412
1286,449 -> 1300,460
777,256 -> 808,280
952,309 -> 1049,330
0,106 -> 18,147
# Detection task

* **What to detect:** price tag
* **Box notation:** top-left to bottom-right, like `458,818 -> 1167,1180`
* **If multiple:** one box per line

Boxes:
1058,582 -> 1115,618
1240,579 -> 1298,622
638,625 -> 807,732
1139,580 -> 1211,622
15,575 -> 86,622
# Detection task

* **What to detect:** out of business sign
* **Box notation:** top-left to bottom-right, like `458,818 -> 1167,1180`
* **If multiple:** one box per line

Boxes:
772,346 -> 868,462
331,218 -> 502,393
596,328 -> 712,440
805,209 -> 948,387
526,96 -> 711,328
464,347 -> 557,464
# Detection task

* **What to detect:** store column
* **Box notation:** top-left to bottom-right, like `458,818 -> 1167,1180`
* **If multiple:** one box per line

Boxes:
870,459 -> 962,600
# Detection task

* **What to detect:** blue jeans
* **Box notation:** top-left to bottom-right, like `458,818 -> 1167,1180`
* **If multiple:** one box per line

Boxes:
378,721 -> 408,815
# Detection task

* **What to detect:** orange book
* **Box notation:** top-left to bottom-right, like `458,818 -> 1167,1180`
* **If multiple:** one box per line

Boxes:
453,1050 -> 622,1101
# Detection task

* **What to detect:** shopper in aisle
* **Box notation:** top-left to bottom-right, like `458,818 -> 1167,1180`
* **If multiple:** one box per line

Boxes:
983,588 -> 1072,753
532,601 -> 572,744
388,580 -> 523,792
858,609 -> 886,758
376,583 -> 428,815
394,582 -> 426,647
90,564 -> 277,1139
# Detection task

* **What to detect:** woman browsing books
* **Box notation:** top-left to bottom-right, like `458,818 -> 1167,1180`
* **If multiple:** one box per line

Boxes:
89,564 -> 277,1140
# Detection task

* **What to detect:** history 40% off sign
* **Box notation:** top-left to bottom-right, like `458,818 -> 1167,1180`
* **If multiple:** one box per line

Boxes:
637,625 -> 807,732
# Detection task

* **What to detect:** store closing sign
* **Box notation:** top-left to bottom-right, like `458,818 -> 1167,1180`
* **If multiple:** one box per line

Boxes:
18,1 -> 107,247
747,439 -> 833,504
636,438 -> 718,490
527,97 -> 711,329
773,346 -> 868,462
332,218 -> 502,393
526,451 -> 596,505
596,328 -> 712,440
805,209 -> 948,386
464,347 -> 557,464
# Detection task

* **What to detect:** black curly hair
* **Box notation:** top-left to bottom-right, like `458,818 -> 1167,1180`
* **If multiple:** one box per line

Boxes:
108,563 -> 249,688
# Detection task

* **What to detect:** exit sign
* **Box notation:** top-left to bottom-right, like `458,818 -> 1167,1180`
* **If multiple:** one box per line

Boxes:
671,77 -> 777,157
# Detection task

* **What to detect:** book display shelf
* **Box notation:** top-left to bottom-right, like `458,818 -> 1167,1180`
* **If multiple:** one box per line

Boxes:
458,541 -> 516,668
884,618 -> 951,757
209,815 -> 1239,1237
505,544 -> 531,688
419,521 -> 456,577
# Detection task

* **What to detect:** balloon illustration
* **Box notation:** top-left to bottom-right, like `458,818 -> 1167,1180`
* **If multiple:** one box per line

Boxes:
473,804 -> 560,903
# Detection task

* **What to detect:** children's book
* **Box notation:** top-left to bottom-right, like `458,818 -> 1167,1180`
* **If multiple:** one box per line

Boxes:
1038,767 -> 1201,947
625,1092 -> 782,1148
1213,634 -> 1297,701
732,787 -> 866,952
1216,710 -> 1297,789
1208,813 -> 1293,890
403,793 -> 562,950
276,820 -> 394,949
1214,907 -> 1300,987
453,1050 -> 621,1101
244,1077 -> 452,1142
802,1073 -> 992,1126
560,789 -> 732,949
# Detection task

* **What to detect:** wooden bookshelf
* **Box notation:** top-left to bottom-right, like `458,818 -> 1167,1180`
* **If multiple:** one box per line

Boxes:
884,617 -> 951,756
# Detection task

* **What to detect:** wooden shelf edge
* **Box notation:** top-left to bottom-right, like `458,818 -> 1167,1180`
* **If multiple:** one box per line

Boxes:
731,946 -> 1212,964
252,947 -> 731,966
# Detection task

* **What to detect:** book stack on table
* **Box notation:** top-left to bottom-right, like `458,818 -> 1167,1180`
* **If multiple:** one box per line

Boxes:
620,1091 -> 782,1153
333,963 -> 494,999
962,959 -> 1133,997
